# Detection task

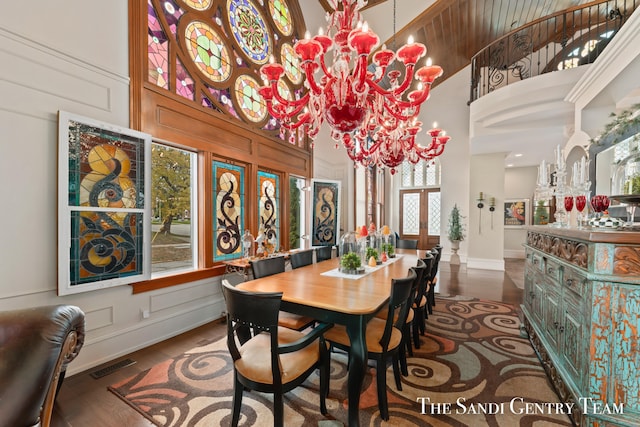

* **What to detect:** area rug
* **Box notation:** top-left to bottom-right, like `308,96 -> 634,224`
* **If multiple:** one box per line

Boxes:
109,298 -> 572,426
504,258 -> 525,289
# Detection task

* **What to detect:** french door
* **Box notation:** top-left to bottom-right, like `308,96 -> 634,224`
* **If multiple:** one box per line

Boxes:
399,188 -> 441,250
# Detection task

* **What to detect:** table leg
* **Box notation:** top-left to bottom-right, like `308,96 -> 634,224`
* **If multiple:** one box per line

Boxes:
345,317 -> 367,427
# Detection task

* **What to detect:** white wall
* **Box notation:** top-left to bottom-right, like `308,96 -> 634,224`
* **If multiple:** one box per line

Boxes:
504,166 -> 538,258
0,4 -> 224,376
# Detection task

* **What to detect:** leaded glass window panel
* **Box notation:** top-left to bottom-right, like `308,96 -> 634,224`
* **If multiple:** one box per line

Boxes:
428,191 -> 441,235
269,0 -> 293,36
213,161 -> 245,261
258,171 -> 280,252
402,193 -> 420,235
426,161 -> 439,186
175,59 -> 195,100
414,161 -> 424,186
401,162 -> 412,187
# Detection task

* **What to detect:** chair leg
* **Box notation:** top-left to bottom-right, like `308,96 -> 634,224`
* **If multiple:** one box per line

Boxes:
231,375 -> 243,427
392,354 -> 403,391
412,314 -> 421,349
274,392 -> 284,427
399,337 -> 408,377
376,358 -> 389,421
405,320 -> 414,356
319,342 -> 329,415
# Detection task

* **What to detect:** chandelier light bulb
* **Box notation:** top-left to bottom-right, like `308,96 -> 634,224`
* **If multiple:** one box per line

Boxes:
408,35 -> 414,44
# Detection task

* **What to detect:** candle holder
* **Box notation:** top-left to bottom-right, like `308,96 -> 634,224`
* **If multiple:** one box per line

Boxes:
489,197 -> 496,229
553,166 -> 569,227
477,192 -> 485,233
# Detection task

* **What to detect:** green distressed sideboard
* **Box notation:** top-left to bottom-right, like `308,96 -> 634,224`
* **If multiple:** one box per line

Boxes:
522,226 -> 639,427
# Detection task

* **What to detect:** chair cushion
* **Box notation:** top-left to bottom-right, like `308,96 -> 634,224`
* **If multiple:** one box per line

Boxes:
235,327 -> 320,384
278,312 -> 315,330
375,307 -> 413,324
412,295 -> 427,309
324,318 -> 402,354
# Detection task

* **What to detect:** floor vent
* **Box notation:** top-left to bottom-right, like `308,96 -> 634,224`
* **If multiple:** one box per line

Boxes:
90,358 -> 136,379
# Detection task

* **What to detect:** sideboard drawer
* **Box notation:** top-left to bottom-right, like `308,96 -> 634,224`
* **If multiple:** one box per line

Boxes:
563,268 -> 587,300
544,258 -> 562,283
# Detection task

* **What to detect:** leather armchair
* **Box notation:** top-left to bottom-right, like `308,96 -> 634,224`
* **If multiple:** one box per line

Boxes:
0,305 -> 85,427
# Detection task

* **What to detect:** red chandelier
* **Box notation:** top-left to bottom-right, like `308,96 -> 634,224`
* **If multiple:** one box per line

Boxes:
258,0 -> 451,174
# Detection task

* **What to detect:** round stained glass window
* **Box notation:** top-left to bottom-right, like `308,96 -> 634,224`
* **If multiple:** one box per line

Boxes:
185,21 -> 232,83
268,0 -> 293,36
234,75 -> 267,122
227,0 -> 272,64
280,43 -> 301,84
183,0 -> 213,10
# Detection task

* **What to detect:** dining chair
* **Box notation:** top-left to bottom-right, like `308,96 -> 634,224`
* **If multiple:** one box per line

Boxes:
290,248 -> 315,269
315,245 -> 333,262
396,239 -> 418,249
249,256 -> 315,331
412,254 -> 434,349
324,268 -> 417,421
221,281 -> 332,427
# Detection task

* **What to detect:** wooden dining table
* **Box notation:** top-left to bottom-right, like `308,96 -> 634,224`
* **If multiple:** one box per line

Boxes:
236,250 -> 418,427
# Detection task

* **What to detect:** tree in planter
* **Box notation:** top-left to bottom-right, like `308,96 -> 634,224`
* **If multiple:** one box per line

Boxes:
447,204 -> 466,265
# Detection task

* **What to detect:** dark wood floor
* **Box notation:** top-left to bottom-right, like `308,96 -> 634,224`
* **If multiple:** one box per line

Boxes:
51,261 -> 523,427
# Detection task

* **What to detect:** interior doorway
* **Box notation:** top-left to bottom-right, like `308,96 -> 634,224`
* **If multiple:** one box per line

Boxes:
399,188 -> 441,250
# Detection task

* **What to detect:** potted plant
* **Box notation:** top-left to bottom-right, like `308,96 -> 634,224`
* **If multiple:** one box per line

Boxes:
365,247 -> 380,265
447,204 -> 465,264
340,252 -> 364,274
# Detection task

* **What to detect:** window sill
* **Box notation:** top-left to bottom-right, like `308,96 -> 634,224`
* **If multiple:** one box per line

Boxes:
131,265 -> 226,294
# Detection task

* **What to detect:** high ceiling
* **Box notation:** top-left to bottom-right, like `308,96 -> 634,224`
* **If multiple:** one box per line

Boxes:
310,0 -> 606,88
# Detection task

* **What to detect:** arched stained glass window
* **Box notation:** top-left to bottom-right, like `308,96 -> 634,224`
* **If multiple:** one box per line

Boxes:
146,0 -> 304,145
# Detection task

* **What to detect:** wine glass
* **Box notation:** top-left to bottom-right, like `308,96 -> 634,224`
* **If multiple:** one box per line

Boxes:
575,195 -> 587,228
591,195 -> 603,219
601,195 -> 610,213
564,196 -> 574,227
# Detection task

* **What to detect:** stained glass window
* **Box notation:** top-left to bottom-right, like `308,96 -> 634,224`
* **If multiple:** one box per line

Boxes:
281,43 -> 302,84
257,171 -> 280,252
59,111 -> 151,295
269,0 -> 293,36
213,161 -> 245,261
227,0 -> 272,65
185,21 -> 232,83
148,3 -> 169,89
146,0 -> 303,139
175,59 -> 195,100
234,75 -> 267,122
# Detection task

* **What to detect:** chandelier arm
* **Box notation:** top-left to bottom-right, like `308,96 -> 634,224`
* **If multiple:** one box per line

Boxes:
285,112 -> 311,130
270,82 -> 310,108
382,101 -> 416,122
301,63 -> 324,95
391,65 -> 417,96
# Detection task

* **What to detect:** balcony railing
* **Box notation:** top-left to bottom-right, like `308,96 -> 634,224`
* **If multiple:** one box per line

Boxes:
469,0 -> 639,104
